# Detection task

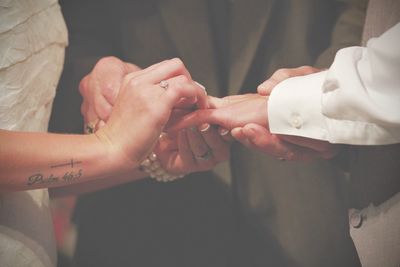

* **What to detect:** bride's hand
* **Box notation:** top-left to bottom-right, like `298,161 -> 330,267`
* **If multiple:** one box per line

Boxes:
81,59 -> 207,171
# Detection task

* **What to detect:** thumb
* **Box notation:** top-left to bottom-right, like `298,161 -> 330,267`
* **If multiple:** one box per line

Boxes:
241,123 -> 271,145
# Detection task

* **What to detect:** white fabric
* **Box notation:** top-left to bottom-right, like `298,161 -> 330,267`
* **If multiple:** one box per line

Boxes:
0,0 -> 68,266
268,23 -> 400,145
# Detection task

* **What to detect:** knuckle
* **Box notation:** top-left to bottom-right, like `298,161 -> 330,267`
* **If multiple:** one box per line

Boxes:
299,65 -> 315,73
277,68 -> 290,79
96,56 -> 120,68
300,65 -> 312,71
275,68 -> 288,75
175,75 -> 189,85
128,77 -> 142,88
122,72 -> 136,86
170,58 -> 185,71
79,75 -> 89,94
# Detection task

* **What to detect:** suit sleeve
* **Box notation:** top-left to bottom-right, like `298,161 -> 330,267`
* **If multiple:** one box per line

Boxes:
268,23 -> 400,145
314,0 -> 368,68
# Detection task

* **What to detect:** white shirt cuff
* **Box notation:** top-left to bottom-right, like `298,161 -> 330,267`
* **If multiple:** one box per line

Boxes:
268,71 -> 329,141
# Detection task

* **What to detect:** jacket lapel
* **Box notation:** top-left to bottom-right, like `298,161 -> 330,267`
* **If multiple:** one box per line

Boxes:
228,0 -> 275,95
158,0 -> 220,97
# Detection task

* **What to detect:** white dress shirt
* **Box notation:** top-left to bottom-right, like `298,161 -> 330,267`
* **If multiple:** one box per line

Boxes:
268,23 -> 400,145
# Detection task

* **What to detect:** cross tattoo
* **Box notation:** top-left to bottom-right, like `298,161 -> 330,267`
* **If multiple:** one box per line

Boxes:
51,159 -> 82,169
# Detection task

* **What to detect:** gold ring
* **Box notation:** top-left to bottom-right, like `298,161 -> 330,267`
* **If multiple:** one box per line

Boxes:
84,119 -> 99,134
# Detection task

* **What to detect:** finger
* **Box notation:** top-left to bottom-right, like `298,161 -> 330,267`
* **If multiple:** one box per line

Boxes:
186,126 -> 210,160
162,76 -> 208,110
199,124 -> 230,161
164,108 -> 194,129
94,93 -> 113,121
230,127 -> 244,140
124,62 -> 142,73
166,109 -> 214,132
174,97 -> 198,109
131,58 -> 192,85
240,124 -> 320,161
120,60 -> 170,89
257,79 -> 279,96
153,135 -> 181,174
177,129 -> 196,169
257,66 -> 321,95
218,127 -> 234,142
81,102 -> 98,125
231,127 -> 255,148
95,119 -> 106,132
206,96 -> 225,109
92,57 -> 127,105
158,132 -> 178,151
78,74 -> 90,97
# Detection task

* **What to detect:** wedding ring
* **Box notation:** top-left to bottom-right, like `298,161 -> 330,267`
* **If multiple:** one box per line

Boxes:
159,80 -> 169,90
84,119 -> 99,134
195,150 -> 213,161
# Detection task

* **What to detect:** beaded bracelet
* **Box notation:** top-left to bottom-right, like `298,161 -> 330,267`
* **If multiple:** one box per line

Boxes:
140,152 -> 184,182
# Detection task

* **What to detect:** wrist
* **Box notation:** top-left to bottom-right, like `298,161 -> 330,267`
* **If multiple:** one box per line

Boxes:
90,128 -> 139,174
257,95 -> 269,128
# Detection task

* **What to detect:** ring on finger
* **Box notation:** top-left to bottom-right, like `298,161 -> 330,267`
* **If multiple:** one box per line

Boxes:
84,119 -> 99,134
159,80 -> 169,90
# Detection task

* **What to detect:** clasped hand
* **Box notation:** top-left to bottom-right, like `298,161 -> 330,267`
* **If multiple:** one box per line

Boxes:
80,58 -> 338,178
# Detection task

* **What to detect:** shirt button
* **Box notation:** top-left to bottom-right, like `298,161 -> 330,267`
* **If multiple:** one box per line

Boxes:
291,114 -> 302,129
349,209 -> 363,228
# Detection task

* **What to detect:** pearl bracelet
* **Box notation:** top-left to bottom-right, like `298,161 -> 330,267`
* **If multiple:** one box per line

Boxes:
140,152 -> 184,182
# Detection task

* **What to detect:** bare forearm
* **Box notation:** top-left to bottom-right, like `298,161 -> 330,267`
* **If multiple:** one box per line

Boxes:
0,129 -> 135,192
50,169 -> 148,197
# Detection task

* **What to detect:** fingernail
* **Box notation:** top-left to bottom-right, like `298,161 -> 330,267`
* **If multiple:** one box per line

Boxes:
199,123 -> 210,132
219,128 -> 229,136
230,127 -> 241,136
195,81 -> 207,95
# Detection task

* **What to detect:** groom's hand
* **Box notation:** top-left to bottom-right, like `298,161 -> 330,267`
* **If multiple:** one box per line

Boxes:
232,124 -> 340,160
257,66 -> 321,95
79,56 -> 141,130
234,65 -> 338,159
169,92 -> 338,161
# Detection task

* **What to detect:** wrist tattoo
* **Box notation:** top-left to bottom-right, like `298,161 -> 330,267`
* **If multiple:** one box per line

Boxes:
27,159 -> 83,186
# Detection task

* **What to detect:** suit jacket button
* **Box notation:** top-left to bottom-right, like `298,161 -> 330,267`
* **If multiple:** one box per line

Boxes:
349,209 -> 363,228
